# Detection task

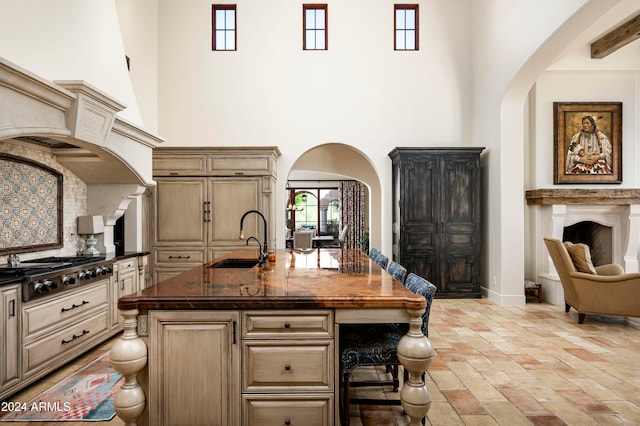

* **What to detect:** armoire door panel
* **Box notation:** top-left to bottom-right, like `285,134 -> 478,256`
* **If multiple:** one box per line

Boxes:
404,228 -> 435,248
405,255 -> 436,285
441,254 -> 477,293
402,159 -> 437,224
440,157 -> 480,224
443,225 -> 476,249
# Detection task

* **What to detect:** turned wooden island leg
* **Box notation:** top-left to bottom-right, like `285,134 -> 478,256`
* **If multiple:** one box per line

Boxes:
111,309 -> 148,426
397,307 -> 435,425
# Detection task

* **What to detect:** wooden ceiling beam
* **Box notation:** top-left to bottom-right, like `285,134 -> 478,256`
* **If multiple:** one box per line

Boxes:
591,14 -> 640,59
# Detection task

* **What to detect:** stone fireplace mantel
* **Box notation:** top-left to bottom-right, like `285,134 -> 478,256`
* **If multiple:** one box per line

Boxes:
527,188 -> 640,306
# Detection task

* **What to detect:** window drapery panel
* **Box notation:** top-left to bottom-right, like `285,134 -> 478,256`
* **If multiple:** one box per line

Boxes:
339,181 -> 365,250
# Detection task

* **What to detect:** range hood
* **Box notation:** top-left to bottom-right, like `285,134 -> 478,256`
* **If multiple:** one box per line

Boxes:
1,57 -> 163,255
0,57 -> 162,185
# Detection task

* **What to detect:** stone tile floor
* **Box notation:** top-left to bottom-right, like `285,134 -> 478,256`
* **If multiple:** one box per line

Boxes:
4,299 -> 640,425
352,298 -> 640,426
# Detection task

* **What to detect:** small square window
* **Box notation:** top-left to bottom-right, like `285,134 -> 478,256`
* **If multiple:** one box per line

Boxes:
303,4 -> 328,50
212,5 -> 236,51
395,4 -> 418,51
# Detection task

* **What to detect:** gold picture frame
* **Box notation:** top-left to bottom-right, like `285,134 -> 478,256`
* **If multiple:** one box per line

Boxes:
554,102 -> 622,184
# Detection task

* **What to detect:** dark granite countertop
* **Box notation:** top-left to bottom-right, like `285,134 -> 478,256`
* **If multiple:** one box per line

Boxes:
107,251 -> 150,262
118,248 -> 426,311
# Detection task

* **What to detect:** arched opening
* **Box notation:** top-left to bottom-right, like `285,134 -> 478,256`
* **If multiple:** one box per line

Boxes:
285,143 -> 381,252
494,0 -> 638,304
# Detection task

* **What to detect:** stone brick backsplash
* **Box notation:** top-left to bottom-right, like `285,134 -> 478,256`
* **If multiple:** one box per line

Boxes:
0,140 -> 87,262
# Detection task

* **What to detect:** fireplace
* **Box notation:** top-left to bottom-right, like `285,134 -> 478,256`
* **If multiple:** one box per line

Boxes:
526,189 -> 640,306
563,221 -> 612,266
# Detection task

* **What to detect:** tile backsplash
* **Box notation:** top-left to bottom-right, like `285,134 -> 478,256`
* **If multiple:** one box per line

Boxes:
0,140 -> 87,262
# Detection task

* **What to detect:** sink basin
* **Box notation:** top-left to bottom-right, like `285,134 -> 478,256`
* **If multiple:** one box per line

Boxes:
210,259 -> 260,269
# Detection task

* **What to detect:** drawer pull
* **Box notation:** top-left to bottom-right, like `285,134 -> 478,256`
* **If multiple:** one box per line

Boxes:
285,420 -> 291,425
61,329 -> 90,345
168,255 -> 191,259
61,300 -> 89,313
284,322 -> 291,328
284,364 -> 291,371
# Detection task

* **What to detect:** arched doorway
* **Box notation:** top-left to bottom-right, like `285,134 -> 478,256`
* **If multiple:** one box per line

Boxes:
285,143 -> 382,252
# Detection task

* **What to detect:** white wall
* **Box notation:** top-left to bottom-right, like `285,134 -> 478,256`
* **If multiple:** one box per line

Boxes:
3,0 -> 640,302
468,0 -> 640,305
116,0 -> 160,133
534,71 -> 639,189
156,0 -> 474,254
0,0 -> 144,126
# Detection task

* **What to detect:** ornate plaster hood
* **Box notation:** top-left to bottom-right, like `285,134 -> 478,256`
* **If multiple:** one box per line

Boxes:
0,57 -> 162,185
1,56 -> 163,255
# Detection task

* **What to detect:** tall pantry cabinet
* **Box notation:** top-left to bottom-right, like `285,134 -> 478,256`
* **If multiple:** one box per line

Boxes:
389,147 -> 484,298
150,147 -> 280,283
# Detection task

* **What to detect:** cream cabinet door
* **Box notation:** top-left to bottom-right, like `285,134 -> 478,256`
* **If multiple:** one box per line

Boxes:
209,177 -> 262,245
0,284 -> 20,393
149,310 -> 241,426
154,177 -> 208,246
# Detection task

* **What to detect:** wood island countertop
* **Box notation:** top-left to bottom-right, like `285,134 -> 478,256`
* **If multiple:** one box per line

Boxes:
118,248 -> 426,311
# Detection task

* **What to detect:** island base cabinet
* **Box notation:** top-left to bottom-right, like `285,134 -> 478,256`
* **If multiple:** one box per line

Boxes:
242,394 -> 333,426
242,310 -> 334,425
148,311 -> 241,426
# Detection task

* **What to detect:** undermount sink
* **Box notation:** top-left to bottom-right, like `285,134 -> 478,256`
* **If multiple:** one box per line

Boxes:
209,259 -> 260,269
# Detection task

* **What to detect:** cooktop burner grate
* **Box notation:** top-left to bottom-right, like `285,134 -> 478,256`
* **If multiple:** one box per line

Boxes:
22,256 -> 106,265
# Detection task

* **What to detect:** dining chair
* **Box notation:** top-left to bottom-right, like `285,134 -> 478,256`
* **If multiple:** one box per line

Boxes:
387,261 -> 407,284
374,252 -> 389,269
337,224 -> 348,247
339,273 -> 437,425
328,225 -> 349,248
368,247 -> 380,259
293,230 -> 314,250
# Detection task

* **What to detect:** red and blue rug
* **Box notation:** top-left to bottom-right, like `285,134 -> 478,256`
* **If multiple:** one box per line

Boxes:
1,352 -> 123,422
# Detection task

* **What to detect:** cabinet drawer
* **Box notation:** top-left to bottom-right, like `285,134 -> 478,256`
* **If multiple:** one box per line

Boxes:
116,258 -> 137,273
243,310 -> 333,339
23,310 -> 109,374
242,394 -> 333,426
153,248 -> 205,265
23,280 -> 109,338
208,155 -> 273,176
153,154 -> 206,175
243,340 -> 333,392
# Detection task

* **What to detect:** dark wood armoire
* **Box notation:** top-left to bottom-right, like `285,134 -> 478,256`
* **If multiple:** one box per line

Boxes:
389,147 -> 484,298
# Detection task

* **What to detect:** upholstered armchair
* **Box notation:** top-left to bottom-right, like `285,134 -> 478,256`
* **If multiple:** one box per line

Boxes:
544,237 -> 640,324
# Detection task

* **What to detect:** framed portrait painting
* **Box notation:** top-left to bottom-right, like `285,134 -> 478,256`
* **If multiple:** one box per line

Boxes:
553,102 -> 622,184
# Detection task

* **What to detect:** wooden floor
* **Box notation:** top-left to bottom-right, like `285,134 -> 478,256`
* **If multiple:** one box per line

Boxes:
4,299 -> 640,425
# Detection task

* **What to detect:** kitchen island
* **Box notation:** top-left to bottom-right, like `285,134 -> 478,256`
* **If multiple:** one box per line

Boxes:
111,248 -> 434,426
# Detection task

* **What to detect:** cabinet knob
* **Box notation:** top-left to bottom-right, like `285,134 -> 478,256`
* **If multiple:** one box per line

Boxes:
284,322 -> 291,328
284,364 -> 291,371
285,420 -> 291,425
